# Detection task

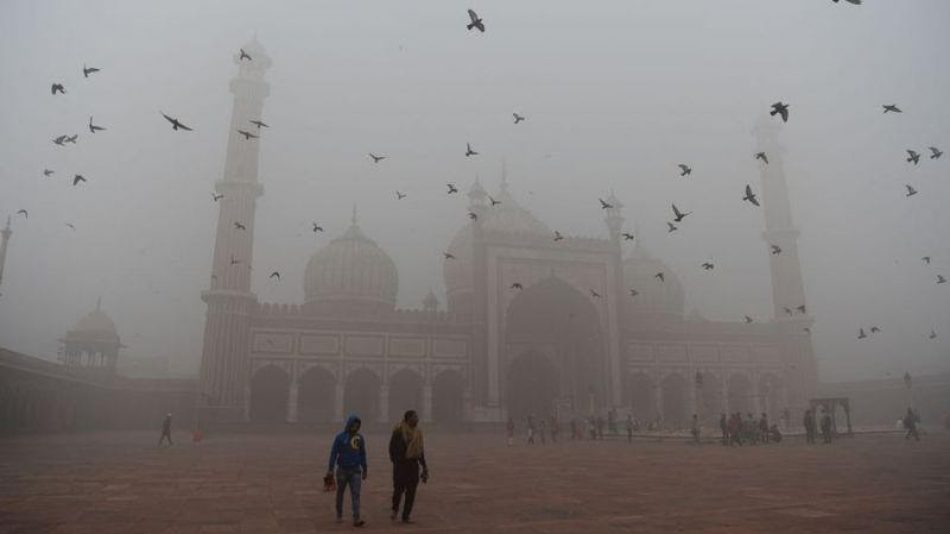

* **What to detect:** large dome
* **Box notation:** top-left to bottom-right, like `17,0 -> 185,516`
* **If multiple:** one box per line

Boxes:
622,244 -> 685,320
304,213 -> 398,316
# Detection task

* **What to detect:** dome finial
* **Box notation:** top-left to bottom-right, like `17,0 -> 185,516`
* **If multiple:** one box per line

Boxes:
351,204 -> 358,226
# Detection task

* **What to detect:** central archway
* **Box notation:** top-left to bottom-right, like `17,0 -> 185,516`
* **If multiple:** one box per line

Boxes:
250,365 -> 290,423
297,366 -> 336,423
504,276 -> 606,418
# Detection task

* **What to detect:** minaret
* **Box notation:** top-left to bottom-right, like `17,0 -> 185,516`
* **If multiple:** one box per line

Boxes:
198,38 -> 272,423
755,116 -> 817,405
0,216 -> 11,288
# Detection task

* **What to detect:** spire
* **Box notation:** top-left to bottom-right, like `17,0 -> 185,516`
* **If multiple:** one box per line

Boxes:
0,215 -> 12,289
96,297 -> 101,312
351,204 -> 359,226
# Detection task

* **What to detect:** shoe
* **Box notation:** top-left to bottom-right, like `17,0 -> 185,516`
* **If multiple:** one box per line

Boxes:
390,510 -> 397,521
401,518 -> 413,524
354,519 -> 365,527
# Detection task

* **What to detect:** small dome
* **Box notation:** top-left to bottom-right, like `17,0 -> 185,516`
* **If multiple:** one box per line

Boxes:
304,210 -> 398,316
622,245 -> 685,319
66,300 -> 120,344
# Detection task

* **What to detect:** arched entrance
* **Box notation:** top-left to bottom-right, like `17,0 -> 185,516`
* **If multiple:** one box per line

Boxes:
432,370 -> 465,424
661,373 -> 688,429
504,276 -> 606,417
343,368 -> 380,422
727,374 -> 752,414
250,365 -> 290,423
623,372 -> 655,422
389,369 -> 423,422
297,366 -> 336,423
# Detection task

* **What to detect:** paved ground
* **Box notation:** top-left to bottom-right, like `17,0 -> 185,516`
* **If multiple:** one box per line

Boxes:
1,429 -> 948,533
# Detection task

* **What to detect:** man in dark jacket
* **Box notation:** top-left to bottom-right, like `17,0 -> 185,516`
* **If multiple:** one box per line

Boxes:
327,415 -> 367,527
159,413 -> 173,446
389,410 -> 428,523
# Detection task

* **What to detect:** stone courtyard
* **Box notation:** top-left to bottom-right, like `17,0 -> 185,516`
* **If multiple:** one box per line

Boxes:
1,430 -> 948,533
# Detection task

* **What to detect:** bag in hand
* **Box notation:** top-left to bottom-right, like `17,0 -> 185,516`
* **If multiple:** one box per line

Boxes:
323,473 -> 336,492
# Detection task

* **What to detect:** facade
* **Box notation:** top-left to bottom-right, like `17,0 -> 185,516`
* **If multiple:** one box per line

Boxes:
197,40 -> 818,428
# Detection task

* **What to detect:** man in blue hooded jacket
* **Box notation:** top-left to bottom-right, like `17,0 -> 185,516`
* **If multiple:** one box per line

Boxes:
327,415 -> 367,527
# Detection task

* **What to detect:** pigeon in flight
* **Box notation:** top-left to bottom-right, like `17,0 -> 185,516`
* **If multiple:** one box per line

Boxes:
678,164 -> 692,177
590,289 -> 602,298
161,112 -> 193,131
667,222 -> 678,233
443,252 -> 456,260
16,209 -> 28,219
598,198 -> 613,210
621,232 -> 635,241
269,272 -> 280,280
239,48 -> 252,61
922,256 -> 931,264
743,185 -> 760,206
671,204 -> 690,222
65,223 -> 76,231
770,102 -> 789,122
513,113 -> 525,124
797,305 -> 806,313
234,222 -> 246,230
212,193 -> 224,202
804,327 -> 812,334
72,174 -> 86,186
929,146 -> 943,159
395,191 -> 406,200
858,328 -> 867,339
447,183 -> 459,194
465,143 -> 478,157
250,119 -> 269,129
51,83 -> 66,95
905,185 -> 918,197
468,211 -> 478,221
312,223 -> 324,232
554,231 -> 564,242
510,282 -> 524,291
833,0 -> 863,5
64,134 -> 78,144
906,150 -> 920,165
467,9 -> 485,32
701,262 -> 714,270
53,135 -> 67,146
83,64 -> 100,78
489,196 -> 501,206
43,169 -> 54,177
629,289 -> 639,297
870,326 -> 881,334
237,129 -> 258,140
754,152 -> 769,164
784,307 -> 793,316
654,272 -> 665,282
930,329 -> 938,339
770,244 -> 782,255
938,275 -> 947,284
88,116 -> 106,133
369,153 -> 386,163
744,316 -> 754,324
882,104 -> 901,113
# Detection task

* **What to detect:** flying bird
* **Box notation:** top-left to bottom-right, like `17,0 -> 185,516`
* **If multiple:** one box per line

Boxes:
212,193 -> 224,202
64,134 -> 78,144
312,223 -> 324,233
395,191 -> 406,200
510,282 -> 523,290
239,48 -> 252,61
554,231 -> 564,242
443,252 -> 456,260
621,232 -> 635,241
744,316 -> 754,324
858,328 -> 867,339
905,184 -> 918,197
65,223 -> 76,230
72,174 -> 86,186
82,64 -> 100,78
489,196 -> 501,206
667,222 -> 678,233
754,152 -> 769,164
882,104 -> 901,113
237,129 -> 258,140
465,143 -> 478,157
234,222 -> 246,230
938,275 -> 947,284
88,116 -> 106,133
513,113 -> 525,124
467,9 -> 485,32
53,135 -> 67,146
43,169 -> 54,177
870,326 -> 881,334
930,330 -> 938,339
51,83 -> 65,95
161,112 -> 193,131
15,209 -> 28,219
468,211 -> 478,221
922,256 -> 931,264
784,307 -> 793,316
701,262 -> 714,271
629,289 -> 639,297
906,150 -> 920,165
677,164 -> 692,177
803,327 -> 812,334
249,119 -> 269,129
671,204 -> 690,222
654,272 -> 665,282
833,0 -> 863,5
770,244 -> 782,255
269,272 -> 280,280
590,289 -> 602,298
447,183 -> 459,194
368,153 -> 386,163
743,185 -> 760,206
598,198 -> 613,210
929,146 -> 943,159
770,102 -> 789,122
796,305 -> 806,313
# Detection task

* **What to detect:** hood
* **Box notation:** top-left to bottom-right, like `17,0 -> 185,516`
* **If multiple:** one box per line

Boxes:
343,414 -> 362,432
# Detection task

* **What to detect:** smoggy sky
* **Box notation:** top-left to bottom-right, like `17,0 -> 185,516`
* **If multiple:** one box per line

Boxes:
0,0 -> 947,381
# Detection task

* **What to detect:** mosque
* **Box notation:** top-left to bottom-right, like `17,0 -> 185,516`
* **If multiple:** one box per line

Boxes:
196,40 -> 818,427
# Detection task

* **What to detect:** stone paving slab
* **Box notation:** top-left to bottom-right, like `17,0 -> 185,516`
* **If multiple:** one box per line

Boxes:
1,431 -> 948,532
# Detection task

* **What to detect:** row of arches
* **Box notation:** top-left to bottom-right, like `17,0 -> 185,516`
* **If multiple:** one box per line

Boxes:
249,365 -> 466,424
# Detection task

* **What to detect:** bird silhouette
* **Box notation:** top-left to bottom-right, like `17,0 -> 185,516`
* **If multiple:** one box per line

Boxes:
444,252 -> 456,260
621,232 -> 635,241
88,116 -> 106,133
369,153 -> 386,163
234,222 -> 246,230
770,102 -> 789,122
212,193 -> 224,202
667,222 -> 678,233
678,164 -> 692,176
743,185 -> 760,206
906,150 -> 920,165
269,272 -> 280,280
654,272 -> 665,282
930,330 -> 938,339
744,316 -> 754,324
754,152 -> 769,164
554,231 -> 564,242
671,204 -> 690,222
72,174 -> 86,186
870,326 -> 881,334
701,262 -> 714,270
510,282 -> 523,290
43,169 -> 54,177
395,191 -> 406,200
51,83 -> 65,95
312,223 -> 324,232
15,209 -> 27,219
858,328 -> 867,339
467,9 -> 485,32
52,135 -> 67,146
784,307 -> 793,316
905,184 -> 918,197
82,64 -> 100,78
65,223 -> 76,230
468,211 -> 478,221
833,0 -> 863,5
938,275 -> 946,284
465,143 -> 478,157
803,327 -> 812,334
922,256 -> 931,264
447,183 -> 459,194
629,289 -> 639,297
770,244 -> 782,255
598,198 -> 613,210
797,305 -> 806,313
929,146 -> 943,159
64,134 -> 78,144
513,113 -> 525,124
250,119 -> 269,129
489,196 -> 501,206
237,129 -> 258,140
161,112 -> 193,131
590,289 -> 601,298
882,104 -> 901,113
239,48 -> 252,61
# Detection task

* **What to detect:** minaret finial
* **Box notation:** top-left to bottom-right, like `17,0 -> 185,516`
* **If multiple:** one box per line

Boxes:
351,204 -> 358,226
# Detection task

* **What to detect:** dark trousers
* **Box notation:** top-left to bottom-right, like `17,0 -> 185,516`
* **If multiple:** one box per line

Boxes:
905,427 -> 920,441
159,430 -> 172,446
392,461 -> 420,520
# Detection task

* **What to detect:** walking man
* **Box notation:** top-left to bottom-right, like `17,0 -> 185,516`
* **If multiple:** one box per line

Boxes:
506,417 -> 515,447
158,413 -> 173,446
389,410 -> 429,524
903,407 -> 920,441
719,413 -> 728,446
690,414 -> 701,444
820,410 -> 833,444
803,409 -> 815,445
526,414 -> 536,444
626,413 -> 634,443
758,413 -> 770,444
327,415 -> 367,527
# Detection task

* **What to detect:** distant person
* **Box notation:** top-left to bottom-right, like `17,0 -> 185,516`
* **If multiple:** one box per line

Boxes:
758,413 -> 769,444
539,418 -> 547,445
803,409 -> 816,445
719,413 -> 728,446
506,417 -> 515,447
327,415 -> 367,527
820,410 -> 833,444
588,416 -> 597,440
729,412 -> 743,446
159,413 -> 173,446
527,415 -> 536,445
596,416 -> 605,440
746,413 -> 758,445
690,414 -> 701,444
389,410 -> 429,524
570,418 -> 578,440
625,413 -> 634,443
549,414 -> 560,443
903,407 -> 920,441
769,423 -> 783,443
608,408 -> 617,435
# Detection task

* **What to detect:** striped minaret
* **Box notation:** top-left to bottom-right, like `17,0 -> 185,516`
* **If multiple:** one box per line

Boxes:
198,38 -> 271,423
0,216 -> 11,289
